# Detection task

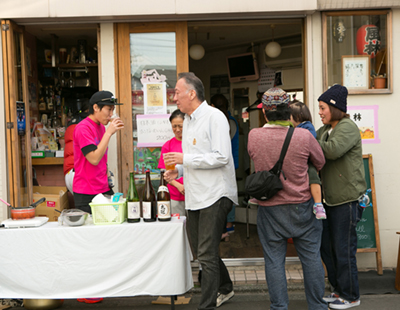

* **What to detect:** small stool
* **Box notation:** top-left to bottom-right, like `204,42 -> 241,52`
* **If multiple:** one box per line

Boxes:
396,232 -> 400,291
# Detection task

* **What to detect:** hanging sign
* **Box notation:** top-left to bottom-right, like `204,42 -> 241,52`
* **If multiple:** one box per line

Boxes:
333,19 -> 346,43
136,114 -> 174,147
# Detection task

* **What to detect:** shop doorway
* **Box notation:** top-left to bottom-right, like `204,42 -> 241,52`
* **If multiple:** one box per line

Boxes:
115,22 -> 189,193
187,19 -> 305,259
2,20 -> 99,207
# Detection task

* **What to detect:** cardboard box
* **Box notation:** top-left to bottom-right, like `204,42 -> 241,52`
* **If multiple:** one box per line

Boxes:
33,186 -> 69,221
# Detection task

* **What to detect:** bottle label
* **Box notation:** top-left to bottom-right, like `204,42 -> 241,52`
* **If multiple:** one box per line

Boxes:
157,201 -> 171,219
142,201 -> 151,219
157,185 -> 169,193
127,201 -> 140,219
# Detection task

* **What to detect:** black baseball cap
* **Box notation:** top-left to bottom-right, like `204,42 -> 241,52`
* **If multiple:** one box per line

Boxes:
89,90 -> 123,106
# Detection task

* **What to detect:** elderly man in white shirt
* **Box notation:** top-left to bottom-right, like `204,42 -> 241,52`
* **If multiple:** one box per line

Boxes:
164,72 -> 238,310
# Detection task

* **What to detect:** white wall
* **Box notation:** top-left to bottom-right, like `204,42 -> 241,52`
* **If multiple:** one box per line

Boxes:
0,0 -> 317,19
309,10 -> 400,269
99,23 -> 120,193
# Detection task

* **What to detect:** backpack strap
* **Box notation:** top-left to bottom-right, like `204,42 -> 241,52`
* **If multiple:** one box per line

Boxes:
271,127 -> 294,176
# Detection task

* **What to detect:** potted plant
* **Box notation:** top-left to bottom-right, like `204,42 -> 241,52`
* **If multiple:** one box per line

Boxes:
372,74 -> 386,89
372,50 -> 387,89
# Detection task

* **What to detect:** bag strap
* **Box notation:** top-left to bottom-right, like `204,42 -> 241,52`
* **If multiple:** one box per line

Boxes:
271,127 -> 294,176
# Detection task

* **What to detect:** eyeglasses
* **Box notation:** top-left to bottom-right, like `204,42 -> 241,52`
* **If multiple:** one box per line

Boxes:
100,97 -> 118,104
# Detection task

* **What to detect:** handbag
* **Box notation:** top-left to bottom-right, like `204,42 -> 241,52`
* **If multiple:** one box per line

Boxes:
245,127 -> 294,201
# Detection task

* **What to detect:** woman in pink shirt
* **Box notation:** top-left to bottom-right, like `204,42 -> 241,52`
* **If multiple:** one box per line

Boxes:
158,109 -> 185,216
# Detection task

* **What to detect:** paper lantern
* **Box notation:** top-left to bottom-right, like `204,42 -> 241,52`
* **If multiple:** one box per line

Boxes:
356,24 -> 381,58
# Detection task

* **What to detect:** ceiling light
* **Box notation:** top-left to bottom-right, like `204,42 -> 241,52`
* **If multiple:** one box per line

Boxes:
189,44 -> 205,60
189,27 -> 205,60
265,25 -> 281,58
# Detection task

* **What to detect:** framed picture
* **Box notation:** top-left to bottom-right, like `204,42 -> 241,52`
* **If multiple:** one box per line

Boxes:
342,55 -> 370,90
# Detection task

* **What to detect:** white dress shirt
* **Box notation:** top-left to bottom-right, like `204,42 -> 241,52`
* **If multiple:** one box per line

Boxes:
177,101 -> 238,210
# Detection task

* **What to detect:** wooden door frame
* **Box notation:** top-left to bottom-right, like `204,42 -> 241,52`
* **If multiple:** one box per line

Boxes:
114,21 -> 188,194
1,20 -> 32,207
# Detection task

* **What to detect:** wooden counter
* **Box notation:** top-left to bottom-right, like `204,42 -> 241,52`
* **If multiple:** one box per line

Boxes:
32,157 -> 64,166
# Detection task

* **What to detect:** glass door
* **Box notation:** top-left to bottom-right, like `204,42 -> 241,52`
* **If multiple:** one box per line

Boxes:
1,20 -> 32,208
116,22 -> 188,193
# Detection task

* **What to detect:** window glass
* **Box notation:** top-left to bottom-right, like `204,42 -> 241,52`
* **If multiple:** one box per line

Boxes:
130,32 -> 177,180
324,11 -> 390,93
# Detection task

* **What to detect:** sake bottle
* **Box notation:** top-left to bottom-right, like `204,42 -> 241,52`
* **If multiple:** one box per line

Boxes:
157,170 -> 171,221
142,170 -> 157,222
127,172 -> 140,223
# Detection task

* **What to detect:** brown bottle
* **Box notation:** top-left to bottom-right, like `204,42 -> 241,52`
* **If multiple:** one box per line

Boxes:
142,169 -> 157,222
157,170 -> 171,221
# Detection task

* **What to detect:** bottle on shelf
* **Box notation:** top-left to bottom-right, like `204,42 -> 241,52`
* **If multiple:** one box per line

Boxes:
142,169 -> 157,222
38,97 -> 47,111
52,106 -> 61,130
127,171 -> 141,223
157,170 -> 171,221
47,85 -> 54,110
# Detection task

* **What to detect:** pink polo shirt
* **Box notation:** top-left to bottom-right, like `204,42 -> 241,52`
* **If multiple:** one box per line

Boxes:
73,117 -> 109,195
158,137 -> 185,201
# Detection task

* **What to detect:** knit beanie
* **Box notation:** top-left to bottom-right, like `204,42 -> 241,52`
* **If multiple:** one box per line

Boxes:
317,84 -> 348,113
256,87 -> 289,110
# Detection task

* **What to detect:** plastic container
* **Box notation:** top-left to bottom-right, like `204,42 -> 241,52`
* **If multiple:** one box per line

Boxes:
59,209 -> 88,226
89,200 -> 126,225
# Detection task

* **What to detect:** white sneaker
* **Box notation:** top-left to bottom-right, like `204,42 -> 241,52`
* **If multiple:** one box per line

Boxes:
323,292 -> 340,303
216,290 -> 234,307
329,298 -> 360,309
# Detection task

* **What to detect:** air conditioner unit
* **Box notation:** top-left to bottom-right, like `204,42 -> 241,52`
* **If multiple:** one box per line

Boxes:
264,44 -> 303,69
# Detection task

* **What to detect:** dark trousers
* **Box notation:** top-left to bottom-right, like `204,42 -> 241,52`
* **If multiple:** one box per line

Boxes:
187,197 -> 233,310
320,201 -> 363,302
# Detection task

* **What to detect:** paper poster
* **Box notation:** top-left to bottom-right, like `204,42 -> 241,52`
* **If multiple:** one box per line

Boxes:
143,82 -> 167,114
258,67 -> 275,92
347,105 -> 380,144
136,114 -> 174,147
133,140 -> 161,176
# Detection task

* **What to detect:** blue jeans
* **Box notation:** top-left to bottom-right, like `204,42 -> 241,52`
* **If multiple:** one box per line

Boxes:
227,204 -> 235,223
257,199 -> 327,310
320,201 -> 363,302
187,197 -> 233,310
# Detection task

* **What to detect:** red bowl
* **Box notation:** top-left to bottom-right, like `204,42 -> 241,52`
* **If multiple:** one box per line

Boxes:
11,208 -> 35,220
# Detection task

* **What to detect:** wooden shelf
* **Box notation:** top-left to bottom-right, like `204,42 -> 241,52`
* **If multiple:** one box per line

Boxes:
32,157 -> 64,166
42,63 -> 98,68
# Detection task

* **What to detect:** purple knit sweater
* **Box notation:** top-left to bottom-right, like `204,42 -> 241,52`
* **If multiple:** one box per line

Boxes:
248,125 -> 325,207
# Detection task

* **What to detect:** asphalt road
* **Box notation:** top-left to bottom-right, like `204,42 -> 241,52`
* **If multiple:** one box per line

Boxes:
8,292 -> 400,310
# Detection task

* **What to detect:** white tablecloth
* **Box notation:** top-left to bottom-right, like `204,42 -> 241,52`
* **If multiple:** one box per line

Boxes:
0,217 -> 193,299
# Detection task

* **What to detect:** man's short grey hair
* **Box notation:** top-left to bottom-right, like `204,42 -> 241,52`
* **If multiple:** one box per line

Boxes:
177,72 -> 205,102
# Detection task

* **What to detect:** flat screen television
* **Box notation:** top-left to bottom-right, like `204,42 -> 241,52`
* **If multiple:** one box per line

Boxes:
226,52 -> 260,83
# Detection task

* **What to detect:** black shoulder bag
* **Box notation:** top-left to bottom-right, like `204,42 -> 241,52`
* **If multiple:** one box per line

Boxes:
245,127 -> 294,201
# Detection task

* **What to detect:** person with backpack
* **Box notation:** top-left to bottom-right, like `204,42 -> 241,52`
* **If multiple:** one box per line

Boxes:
248,87 -> 327,310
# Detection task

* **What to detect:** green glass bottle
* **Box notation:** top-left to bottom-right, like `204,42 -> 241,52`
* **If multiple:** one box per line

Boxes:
127,171 -> 140,223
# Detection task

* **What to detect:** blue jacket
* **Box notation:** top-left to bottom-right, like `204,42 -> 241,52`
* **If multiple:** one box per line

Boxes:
228,111 -> 239,169
297,121 -> 316,138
